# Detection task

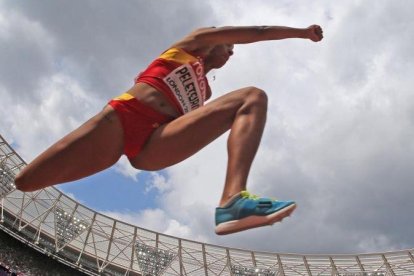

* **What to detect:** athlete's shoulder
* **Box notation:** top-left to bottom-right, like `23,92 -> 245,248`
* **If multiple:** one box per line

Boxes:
169,27 -> 217,57
158,47 -> 199,64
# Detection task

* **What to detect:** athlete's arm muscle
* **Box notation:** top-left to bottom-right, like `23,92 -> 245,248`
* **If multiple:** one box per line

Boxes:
172,25 -> 323,52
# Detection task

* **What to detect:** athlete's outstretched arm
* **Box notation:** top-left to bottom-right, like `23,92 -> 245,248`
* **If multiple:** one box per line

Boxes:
173,25 -> 323,50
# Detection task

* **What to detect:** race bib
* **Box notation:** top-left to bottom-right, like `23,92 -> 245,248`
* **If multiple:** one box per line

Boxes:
163,62 -> 207,113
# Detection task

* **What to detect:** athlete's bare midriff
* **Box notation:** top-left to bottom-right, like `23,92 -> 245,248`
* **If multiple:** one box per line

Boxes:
126,82 -> 181,118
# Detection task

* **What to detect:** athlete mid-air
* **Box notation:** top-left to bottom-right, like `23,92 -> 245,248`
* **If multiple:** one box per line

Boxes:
15,25 -> 323,234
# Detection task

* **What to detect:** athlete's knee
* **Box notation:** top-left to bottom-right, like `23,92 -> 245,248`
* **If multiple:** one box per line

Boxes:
241,86 -> 268,111
14,170 -> 36,192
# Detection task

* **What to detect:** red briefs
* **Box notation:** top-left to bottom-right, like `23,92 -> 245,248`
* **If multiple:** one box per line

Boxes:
108,93 -> 173,159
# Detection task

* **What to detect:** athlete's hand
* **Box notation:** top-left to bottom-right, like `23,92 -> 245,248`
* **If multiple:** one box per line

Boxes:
306,25 -> 323,42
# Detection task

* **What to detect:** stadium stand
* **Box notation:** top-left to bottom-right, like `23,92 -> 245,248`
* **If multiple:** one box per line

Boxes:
0,228 -> 85,275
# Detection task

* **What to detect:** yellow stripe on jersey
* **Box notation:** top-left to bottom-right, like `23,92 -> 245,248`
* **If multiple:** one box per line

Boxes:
159,48 -> 198,64
113,93 -> 135,101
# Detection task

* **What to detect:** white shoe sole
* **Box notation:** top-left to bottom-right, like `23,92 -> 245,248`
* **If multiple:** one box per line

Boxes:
215,204 -> 297,235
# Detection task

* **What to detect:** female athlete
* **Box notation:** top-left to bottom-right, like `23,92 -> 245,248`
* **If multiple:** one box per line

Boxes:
15,25 -> 323,234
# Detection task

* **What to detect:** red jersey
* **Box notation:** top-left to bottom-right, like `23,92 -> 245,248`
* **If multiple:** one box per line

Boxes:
135,48 -> 210,115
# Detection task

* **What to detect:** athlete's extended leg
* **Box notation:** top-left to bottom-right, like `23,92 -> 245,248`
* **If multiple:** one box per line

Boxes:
130,86 -> 267,206
14,106 -> 124,192
132,86 -> 296,235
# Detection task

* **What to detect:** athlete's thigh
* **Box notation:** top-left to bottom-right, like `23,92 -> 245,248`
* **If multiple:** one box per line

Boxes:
130,88 -> 251,170
17,106 -> 124,190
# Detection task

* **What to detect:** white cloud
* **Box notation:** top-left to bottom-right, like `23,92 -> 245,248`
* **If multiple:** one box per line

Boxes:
145,172 -> 172,193
4,73 -> 101,162
113,156 -> 141,182
0,5 -> 55,97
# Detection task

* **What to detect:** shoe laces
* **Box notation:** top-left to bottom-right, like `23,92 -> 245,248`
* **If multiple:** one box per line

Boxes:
240,191 -> 260,200
240,191 -> 276,201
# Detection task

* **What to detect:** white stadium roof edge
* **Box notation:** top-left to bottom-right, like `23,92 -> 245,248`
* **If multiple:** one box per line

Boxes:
1,134 -> 413,276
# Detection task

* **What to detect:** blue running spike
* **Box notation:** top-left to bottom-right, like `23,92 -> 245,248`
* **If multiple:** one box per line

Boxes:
215,191 -> 296,235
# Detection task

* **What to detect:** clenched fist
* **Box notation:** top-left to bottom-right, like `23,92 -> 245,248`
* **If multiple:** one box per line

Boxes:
306,25 -> 323,42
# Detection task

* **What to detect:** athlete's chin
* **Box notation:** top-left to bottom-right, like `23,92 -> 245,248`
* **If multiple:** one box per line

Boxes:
214,61 -> 228,69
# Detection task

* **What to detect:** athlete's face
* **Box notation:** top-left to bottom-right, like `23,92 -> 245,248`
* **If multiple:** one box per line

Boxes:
209,44 -> 234,68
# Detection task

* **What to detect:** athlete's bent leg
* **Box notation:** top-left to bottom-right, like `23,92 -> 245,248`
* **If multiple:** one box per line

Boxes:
129,86 -> 267,206
14,106 -> 124,192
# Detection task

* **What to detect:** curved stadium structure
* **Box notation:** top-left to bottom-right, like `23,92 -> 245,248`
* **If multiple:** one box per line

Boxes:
1,134 -> 414,276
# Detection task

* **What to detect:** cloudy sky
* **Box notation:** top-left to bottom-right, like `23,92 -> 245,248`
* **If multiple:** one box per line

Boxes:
1,0 -> 414,255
